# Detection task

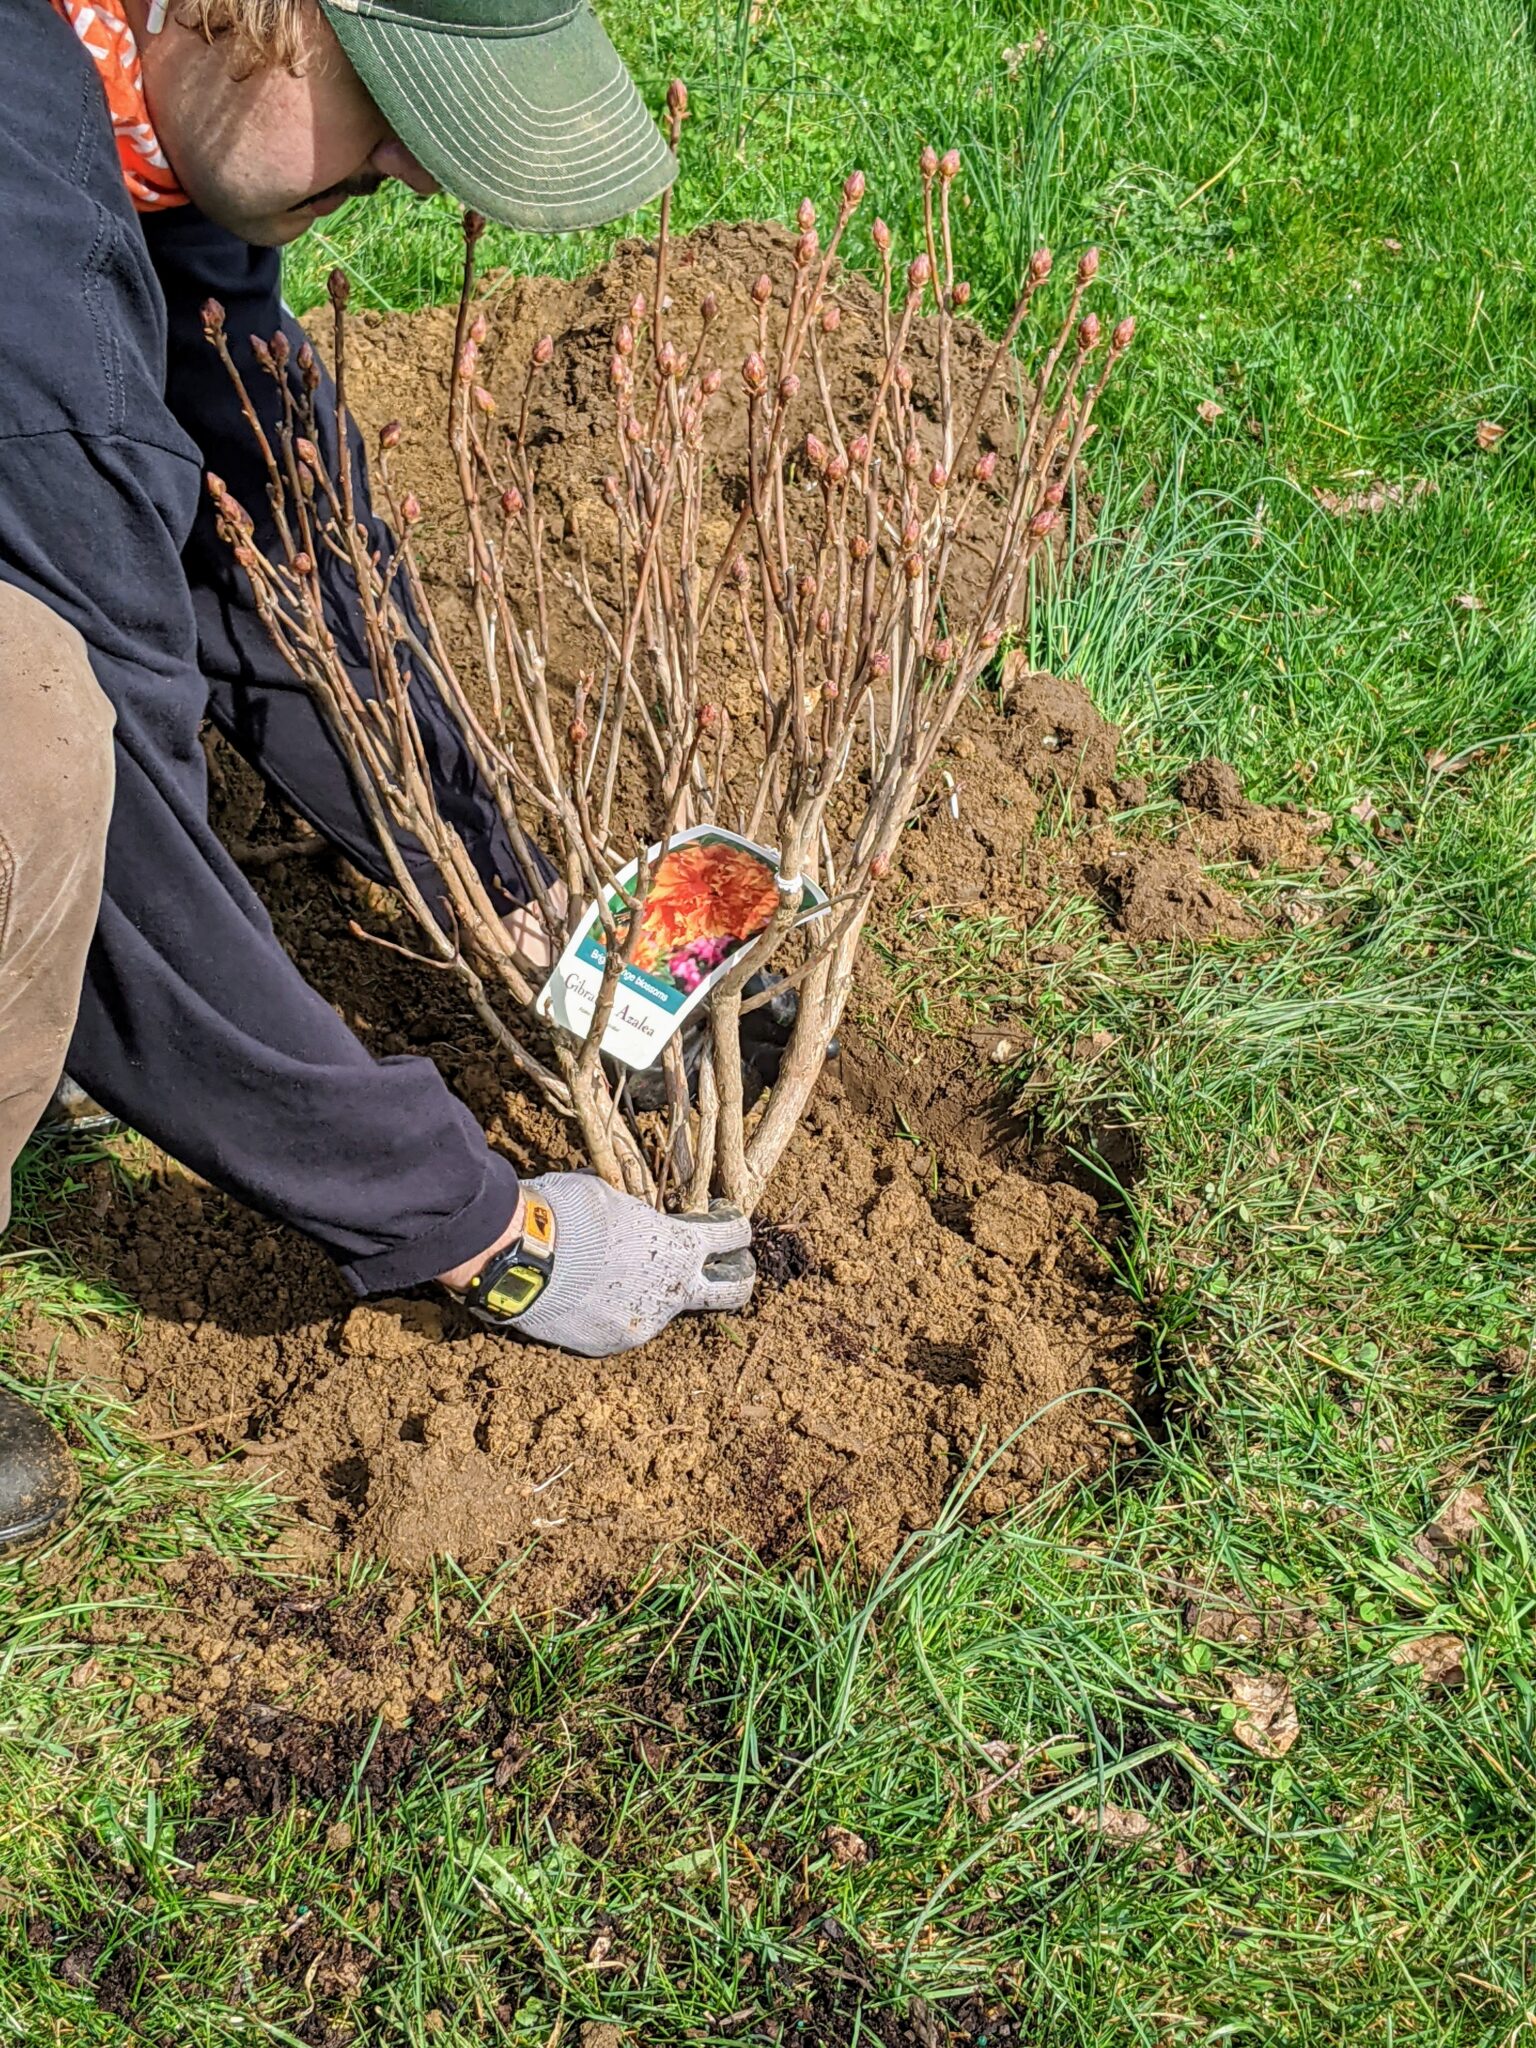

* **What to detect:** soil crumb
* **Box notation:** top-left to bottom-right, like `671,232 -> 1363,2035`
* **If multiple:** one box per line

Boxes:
16,229 -> 1345,1612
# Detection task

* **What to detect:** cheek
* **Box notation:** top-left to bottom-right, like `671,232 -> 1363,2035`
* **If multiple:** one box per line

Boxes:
234,65 -> 384,205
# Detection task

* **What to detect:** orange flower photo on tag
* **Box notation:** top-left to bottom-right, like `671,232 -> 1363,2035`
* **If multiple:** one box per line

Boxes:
619,838 -> 782,989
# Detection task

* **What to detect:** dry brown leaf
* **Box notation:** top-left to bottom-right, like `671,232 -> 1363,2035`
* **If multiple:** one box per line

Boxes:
1452,592 -> 1487,611
1066,1801 -> 1155,1846
1181,1586 -> 1314,1646
822,1824 -> 869,1866
1383,237 -> 1403,252
1227,1671 -> 1300,1757
1424,1483 -> 1487,1553
1475,420 -> 1507,451
1390,1633 -> 1465,1685
1196,398 -> 1225,424
1349,795 -> 1379,825
1312,477 -> 1436,518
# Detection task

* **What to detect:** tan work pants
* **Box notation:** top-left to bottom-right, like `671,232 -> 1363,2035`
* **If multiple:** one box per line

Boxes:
0,583 -> 115,1234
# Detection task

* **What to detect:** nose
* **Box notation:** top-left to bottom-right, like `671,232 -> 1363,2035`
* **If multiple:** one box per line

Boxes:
369,139 -> 439,197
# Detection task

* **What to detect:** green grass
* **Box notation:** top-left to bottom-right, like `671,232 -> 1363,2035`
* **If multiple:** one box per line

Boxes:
5,0 -> 1536,2040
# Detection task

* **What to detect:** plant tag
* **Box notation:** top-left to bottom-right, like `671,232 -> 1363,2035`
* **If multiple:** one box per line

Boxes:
537,825 -> 828,1072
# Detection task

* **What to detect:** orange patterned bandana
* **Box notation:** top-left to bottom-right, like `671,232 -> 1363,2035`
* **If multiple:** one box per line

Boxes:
51,0 -> 188,211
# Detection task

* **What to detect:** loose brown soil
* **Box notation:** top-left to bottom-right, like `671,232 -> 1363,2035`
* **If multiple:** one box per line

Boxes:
23,228 -> 1339,1618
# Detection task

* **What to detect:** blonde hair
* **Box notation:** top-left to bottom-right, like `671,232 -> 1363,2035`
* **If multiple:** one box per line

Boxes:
175,0 -> 310,71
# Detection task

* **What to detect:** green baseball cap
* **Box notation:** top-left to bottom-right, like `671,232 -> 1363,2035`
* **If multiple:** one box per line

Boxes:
318,0 -> 676,232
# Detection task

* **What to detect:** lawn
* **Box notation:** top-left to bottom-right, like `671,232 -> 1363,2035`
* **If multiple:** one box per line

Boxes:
4,0 -> 1535,2041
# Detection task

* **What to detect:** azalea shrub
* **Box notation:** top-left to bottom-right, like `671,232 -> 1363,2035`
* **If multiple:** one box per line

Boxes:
205,88 -> 1133,1212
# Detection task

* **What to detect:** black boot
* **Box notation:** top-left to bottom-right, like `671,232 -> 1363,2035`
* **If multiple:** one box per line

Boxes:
0,1391 -> 77,1554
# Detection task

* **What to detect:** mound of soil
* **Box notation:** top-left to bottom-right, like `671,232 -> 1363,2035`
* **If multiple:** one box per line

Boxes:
23,229 -> 1340,1613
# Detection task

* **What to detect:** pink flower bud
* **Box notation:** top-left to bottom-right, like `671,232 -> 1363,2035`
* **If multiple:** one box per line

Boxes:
843,170 -> 866,206
872,217 -> 891,254
929,461 -> 948,491
658,338 -> 678,376
904,555 -> 923,582
667,77 -> 688,118
201,298 -> 226,338
1078,311 -> 1101,349
1029,247 -> 1053,283
797,571 -> 817,602
821,304 -> 842,333
400,493 -> 422,524
609,353 -> 629,389
456,339 -> 478,381
1029,506 -> 1059,537
796,231 -> 818,268
327,267 -> 350,310
700,366 -> 723,396
973,449 -> 998,482
731,554 -> 750,585
616,320 -> 635,357
626,417 -> 645,443
501,485 -> 524,517
797,197 -> 816,232
902,516 -> 921,548
920,145 -> 939,178
698,701 -> 721,732
751,273 -> 773,306
904,443 -> 923,472
822,679 -> 839,702
805,431 -> 828,470
931,635 -> 954,662
295,436 -> 320,469
870,650 -> 892,678
742,351 -> 768,394
629,292 -> 647,321
1113,315 -> 1136,352
250,336 -> 273,370
291,550 -> 313,576
907,252 -> 932,294
826,452 -> 849,484
851,534 -> 871,561
296,342 -> 316,384
601,475 -> 621,506
270,332 -> 290,368
701,291 -> 719,322
952,281 -> 972,309
379,420 -> 402,451
532,334 -> 554,366
895,364 -> 914,394
1077,246 -> 1100,283
939,148 -> 961,181
980,626 -> 1002,650
469,312 -> 489,346
569,717 -> 589,746
778,372 -> 800,401
1043,480 -> 1065,508
871,852 -> 892,879
816,607 -> 832,637
850,434 -> 871,465
472,384 -> 496,414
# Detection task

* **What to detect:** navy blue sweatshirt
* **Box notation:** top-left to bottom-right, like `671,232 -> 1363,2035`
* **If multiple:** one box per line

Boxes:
1,0 -> 524,1292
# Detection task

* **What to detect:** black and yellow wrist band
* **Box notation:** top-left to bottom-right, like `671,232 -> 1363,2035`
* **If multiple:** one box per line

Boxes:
456,1195 -> 557,1327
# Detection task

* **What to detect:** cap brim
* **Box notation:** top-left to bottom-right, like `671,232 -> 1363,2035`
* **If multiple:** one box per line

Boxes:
321,0 -> 676,232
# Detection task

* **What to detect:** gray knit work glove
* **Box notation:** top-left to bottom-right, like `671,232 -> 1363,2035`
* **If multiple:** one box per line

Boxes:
481,1173 -> 755,1358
